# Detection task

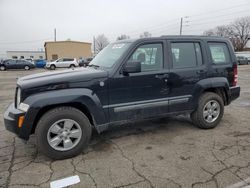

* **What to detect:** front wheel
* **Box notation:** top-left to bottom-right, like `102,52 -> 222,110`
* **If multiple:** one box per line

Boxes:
191,92 -> 224,129
0,65 -> 6,71
50,65 -> 56,70
36,106 -> 92,159
24,65 -> 30,70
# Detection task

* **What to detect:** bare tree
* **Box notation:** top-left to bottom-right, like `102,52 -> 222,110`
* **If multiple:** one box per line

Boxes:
203,16 -> 250,51
232,17 -> 250,51
116,34 -> 130,41
94,34 -> 109,54
203,25 -> 233,37
140,31 -> 152,38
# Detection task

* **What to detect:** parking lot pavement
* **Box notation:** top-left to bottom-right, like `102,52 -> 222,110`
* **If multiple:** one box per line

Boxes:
0,67 -> 250,188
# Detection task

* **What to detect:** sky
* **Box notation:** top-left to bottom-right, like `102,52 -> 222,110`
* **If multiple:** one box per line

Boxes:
0,0 -> 250,56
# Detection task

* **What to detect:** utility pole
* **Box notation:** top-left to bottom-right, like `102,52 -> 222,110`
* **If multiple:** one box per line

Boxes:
179,17 -> 189,35
180,18 -> 183,35
54,28 -> 57,42
93,36 -> 96,56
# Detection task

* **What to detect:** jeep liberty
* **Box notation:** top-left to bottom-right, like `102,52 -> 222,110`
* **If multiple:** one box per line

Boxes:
4,36 -> 240,159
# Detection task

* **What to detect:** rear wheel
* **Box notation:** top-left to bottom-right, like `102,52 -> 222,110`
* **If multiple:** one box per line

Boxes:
36,106 -> 92,159
0,65 -> 6,71
191,92 -> 224,129
70,64 -> 75,68
50,65 -> 56,70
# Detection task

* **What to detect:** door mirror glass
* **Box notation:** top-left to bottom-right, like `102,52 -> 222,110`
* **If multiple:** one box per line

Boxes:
123,60 -> 141,74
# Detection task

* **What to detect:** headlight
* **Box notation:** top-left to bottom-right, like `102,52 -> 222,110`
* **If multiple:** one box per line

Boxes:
18,103 -> 29,112
16,87 -> 29,112
16,87 -> 21,107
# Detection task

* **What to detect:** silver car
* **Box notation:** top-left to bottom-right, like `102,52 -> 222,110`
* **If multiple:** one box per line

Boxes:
46,58 -> 78,70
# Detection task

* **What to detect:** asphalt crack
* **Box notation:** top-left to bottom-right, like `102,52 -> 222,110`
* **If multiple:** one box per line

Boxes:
71,157 -> 98,188
6,137 -> 15,187
108,139 -> 155,188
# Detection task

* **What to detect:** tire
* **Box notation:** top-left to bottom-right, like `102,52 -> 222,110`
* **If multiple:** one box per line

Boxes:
35,106 -> 92,159
50,65 -> 56,70
191,92 -> 224,129
0,65 -> 6,71
69,64 -> 75,68
24,65 -> 30,70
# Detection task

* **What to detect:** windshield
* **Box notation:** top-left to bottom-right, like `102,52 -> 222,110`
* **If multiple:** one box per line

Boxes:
89,42 -> 131,68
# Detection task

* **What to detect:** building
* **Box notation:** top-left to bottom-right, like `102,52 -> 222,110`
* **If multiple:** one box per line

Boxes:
44,41 -> 92,61
6,50 -> 45,60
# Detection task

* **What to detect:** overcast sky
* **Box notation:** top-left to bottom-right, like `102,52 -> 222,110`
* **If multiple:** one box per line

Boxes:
0,0 -> 250,56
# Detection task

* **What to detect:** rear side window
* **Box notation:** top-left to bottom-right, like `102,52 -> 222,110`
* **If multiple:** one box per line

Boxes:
208,43 -> 231,64
170,42 -> 203,69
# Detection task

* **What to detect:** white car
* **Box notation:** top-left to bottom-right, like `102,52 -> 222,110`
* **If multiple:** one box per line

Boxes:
46,58 -> 78,70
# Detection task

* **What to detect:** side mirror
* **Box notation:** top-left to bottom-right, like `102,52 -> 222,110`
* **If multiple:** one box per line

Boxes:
123,60 -> 141,74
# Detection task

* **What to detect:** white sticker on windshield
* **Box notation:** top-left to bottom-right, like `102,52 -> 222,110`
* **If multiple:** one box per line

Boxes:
112,44 -> 125,49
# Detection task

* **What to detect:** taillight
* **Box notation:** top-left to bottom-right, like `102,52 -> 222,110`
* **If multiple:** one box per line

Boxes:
233,64 -> 238,86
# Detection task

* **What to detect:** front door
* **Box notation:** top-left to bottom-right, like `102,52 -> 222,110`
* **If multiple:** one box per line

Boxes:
6,59 -> 17,69
55,58 -> 64,68
108,41 -> 170,122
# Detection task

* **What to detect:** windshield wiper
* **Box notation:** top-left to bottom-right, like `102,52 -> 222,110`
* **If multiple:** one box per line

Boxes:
87,64 -> 100,68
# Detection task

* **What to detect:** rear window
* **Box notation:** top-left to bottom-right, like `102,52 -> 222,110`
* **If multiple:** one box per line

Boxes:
208,42 -> 231,64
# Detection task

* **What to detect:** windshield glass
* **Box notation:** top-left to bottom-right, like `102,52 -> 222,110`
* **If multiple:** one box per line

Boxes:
89,42 -> 131,68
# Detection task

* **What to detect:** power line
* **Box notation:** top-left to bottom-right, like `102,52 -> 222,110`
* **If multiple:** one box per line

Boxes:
189,9 -> 250,23
188,2 -> 250,18
105,3 -> 250,40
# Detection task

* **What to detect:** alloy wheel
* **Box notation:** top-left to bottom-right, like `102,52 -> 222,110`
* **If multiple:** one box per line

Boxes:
47,119 -> 82,151
203,100 -> 220,123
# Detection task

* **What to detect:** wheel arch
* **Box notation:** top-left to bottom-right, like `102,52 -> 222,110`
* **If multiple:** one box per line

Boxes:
31,102 -> 94,134
21,88 -> 107,139
192,77 -> 230,110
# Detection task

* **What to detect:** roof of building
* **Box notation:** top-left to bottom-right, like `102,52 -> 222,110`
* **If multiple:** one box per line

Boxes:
44,40 -> 92,46
7,50 -> 45,53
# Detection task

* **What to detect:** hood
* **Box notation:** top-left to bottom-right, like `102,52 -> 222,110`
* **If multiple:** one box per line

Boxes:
18,67 -> 108,89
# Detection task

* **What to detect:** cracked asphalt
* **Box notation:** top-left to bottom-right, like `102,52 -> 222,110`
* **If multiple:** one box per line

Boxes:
1,66 -> 250,188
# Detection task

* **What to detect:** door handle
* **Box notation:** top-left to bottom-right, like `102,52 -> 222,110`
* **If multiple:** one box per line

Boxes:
196,70 -> 207,74
155,74 -> 169,79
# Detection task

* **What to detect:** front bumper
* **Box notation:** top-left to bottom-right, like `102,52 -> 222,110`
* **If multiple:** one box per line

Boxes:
4,103 -> 26,139
229,86 -> 240,103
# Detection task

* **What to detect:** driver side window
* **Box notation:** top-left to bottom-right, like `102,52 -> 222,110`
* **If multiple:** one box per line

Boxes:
57,59 -> 63,62
129,43 -> 163,72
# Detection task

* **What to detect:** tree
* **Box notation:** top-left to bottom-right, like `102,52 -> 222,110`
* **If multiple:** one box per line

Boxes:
140,31 -> 152,38
232,17 -> 250,51
94,34 -> 109,54
116,34 -> 130,41
203,16 -> 250,51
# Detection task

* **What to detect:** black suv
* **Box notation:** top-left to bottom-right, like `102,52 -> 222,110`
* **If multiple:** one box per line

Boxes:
4,36 -> 240,159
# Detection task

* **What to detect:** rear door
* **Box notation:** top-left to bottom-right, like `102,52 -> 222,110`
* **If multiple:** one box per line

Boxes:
167,39 -> 208,112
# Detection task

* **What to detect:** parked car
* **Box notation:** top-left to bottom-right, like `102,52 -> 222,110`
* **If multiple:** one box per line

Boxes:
46,58 -> 78,70
4,36 -> 240,159
79,57 -> 93,67
0,59 -> 35,71
34,59 -> 47,68
236,56 -> 249,65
